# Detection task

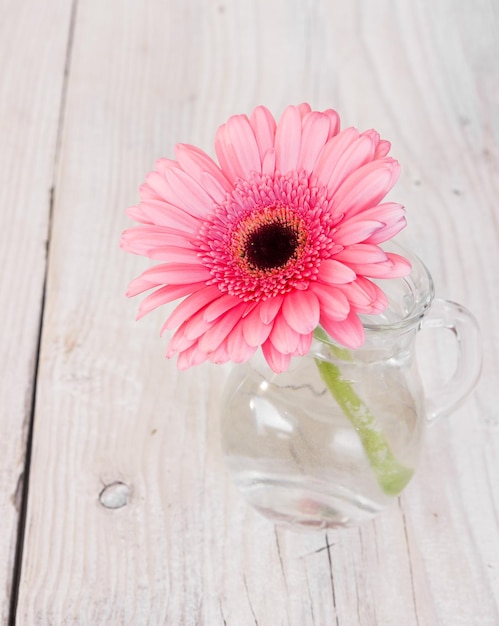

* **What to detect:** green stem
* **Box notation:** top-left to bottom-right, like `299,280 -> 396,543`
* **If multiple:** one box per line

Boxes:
313,334 -> 413,496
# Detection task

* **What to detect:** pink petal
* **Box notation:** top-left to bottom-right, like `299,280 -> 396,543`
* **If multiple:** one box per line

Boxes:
261,340 -> 291,373
154,157 -> 178,176
135,263 -> 212,286
275,106 -> 302,174
334,244 -> 388,265
317,259 -> 356,285
310,282 -> 350,321
259,295 -> 284,324
333,220 -> 384,246
162,285 -> 221,331
164,167 -> 217,218
242,307 -> 273,346
335,202 -> 406,246
135,199 -> 200,234
197,303 -> 246,353
268,314 -> 301,354
136,282 -> 207,319
336,278 -> 388,314
324,109 -> 341,139
297,102 -> 312,118
126,205 -> 154,225
296,331 -> 313,356
297,112 -> 331,174
215,114 -> 261,180
166,327 -> 197,356
347,252 -> 411,278
281,290 -> 320,334
176,345 -> 209,370
121,226 -> 193,257
249,106 -> 277,162
324,134 -> 377,199
207,341 -> 230,364
320,310 -> 365,350
331,159 -> 400,219
261,148 -> 276,175
203,293 -> 244,322
227,323 -> 257,363
375,139 -> 391,158
179,310 -> 214,341
314,127 -> 359,187
145,171 -> 175,202
365,217 -> 407,245
199,172 -> 231,204
174,143 -> 232,197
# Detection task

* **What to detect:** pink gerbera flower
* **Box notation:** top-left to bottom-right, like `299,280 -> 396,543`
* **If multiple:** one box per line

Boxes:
121,104 -> 410,372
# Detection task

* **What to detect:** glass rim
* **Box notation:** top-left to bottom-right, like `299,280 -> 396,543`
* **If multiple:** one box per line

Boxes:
360,242 -> 435,333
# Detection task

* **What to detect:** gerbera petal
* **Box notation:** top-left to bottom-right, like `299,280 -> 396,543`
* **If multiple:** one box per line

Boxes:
296,331 -> 313,356
317,259 -> 356,285
242,307 -> 273,346
314,127 -> 360,187
261,148 -> 276,175
332,158 -> 400,219
166,326 -> 197,356
348,252 -> 412,279
250,105 -> 277,161
324,134 -> 377,199
174,143 -> 232,196
333,220 -> 384,246
297,112 -> 331,174
135,263 -> 212,286
297,102 -> 312,118
324,109 -> 341,139
365,217 -> 407,245
203,293 -> 244,322
135,199 -> 200,233
176,345 -> 209,370
259,295 -> 284,324
197,303 -> 247,353
121,226 -> 194,257
310,282 -> 351,321
336,277 -> 388,315
320,310 -> 365,350
126,204 -> 154,225
269,313 -> 301,354
227,322 -> 257,363
282,290 -> 320,334
164,167 -> 217,217
136,282 -> 207,319
215,114 -> 261,180
162,285 -> 222,331
208,341 -> 230,364
275,106 -> 302,174
334,244 -> 388,265
261,339 -> 292,373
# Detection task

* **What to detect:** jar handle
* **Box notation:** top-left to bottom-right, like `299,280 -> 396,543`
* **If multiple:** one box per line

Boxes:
420,299 -> 482,422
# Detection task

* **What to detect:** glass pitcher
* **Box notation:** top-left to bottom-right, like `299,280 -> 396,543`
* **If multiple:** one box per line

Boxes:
220,245 -> 482,530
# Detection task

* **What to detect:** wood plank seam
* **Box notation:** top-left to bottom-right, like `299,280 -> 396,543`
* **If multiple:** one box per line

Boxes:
8,1 -> 80,623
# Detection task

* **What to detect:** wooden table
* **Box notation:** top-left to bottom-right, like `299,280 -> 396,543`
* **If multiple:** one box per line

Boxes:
2,1 -> 498,624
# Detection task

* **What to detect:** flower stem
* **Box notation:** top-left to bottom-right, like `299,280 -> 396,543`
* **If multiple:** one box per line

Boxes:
314,349 -> 414,496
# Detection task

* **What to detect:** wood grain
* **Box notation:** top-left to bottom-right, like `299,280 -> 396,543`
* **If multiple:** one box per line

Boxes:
7,0 -> 499,623
0,1 -> 74,621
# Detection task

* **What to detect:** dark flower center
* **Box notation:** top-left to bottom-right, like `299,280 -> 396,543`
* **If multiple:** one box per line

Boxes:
245,222 -> 299,270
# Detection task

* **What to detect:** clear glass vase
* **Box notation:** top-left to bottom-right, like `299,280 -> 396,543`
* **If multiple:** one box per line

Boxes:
220,246 -> 482,530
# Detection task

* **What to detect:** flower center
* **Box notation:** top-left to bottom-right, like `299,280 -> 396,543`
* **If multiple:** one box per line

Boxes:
232,205 -> 307,276
198,171 -> 337,301
245,222 -> 299,270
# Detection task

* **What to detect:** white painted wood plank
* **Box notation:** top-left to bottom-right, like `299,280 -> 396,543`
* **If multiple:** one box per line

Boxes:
0,0 -> 73,621
15,0 -> 499,623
